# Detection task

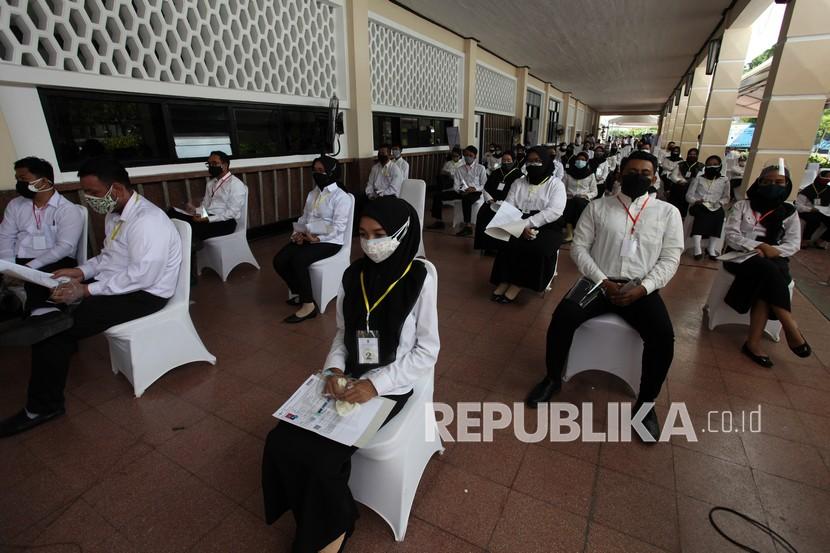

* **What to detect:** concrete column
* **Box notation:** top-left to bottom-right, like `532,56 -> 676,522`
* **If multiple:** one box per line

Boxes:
698,26 -> 753,159
514,67 -> 529,146
344,0 -> 374,159
460,38 -> 478,147
743,0 -> 830,192
680,62 -> 712,154
559,92 -> 571,143
672,93 -> 689,144
0,112 -> 16,190
664,102 -> 677,144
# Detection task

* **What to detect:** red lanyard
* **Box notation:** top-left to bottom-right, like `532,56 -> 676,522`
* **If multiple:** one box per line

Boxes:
210,173 -> 232,198
753,209 -> 775,225
617,195 -> 650,235
32,202 -> 47,230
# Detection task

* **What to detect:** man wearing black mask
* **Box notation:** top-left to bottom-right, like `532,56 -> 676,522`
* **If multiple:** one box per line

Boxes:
526,151 -> 684,443
168,150 -> 245,241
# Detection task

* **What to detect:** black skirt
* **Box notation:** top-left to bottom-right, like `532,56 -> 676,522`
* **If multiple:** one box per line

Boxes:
489,221 -> 563,292
668,183 -> 689,218
689,204 -> 725,238
724,256 -> 791,317
473,202 -> 503,251
261,390 -> 411,553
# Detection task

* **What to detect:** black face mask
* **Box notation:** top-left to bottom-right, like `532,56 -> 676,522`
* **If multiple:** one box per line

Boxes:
595,153 -> 606,161
378,154 -> 389,165
312,172 -> 330,189
621,173 -> 652,199
500,162 -> 514,171
704,166 -> 721,179
525,165 -> 547,183
15,180 -> 37,199
207,165 -> 223,178
687,157 -> 698,164
748,183 -> 788,212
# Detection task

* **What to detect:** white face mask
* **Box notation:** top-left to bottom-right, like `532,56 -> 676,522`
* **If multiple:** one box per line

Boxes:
360,218 -> 410,264
85,185 -> 118,214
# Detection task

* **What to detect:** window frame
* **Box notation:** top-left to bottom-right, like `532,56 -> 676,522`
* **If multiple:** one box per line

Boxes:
372,111 -> 453,150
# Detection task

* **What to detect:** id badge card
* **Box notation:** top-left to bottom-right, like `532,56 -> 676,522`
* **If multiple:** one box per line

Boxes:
684,171 -> 691,178
32,234 -> 47,250
497,182 -> 506,191
357,330 -> 380,364
621,236 -> 638,258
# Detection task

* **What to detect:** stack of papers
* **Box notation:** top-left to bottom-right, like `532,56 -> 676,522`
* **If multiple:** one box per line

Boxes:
716,250 -> 758,264
484,202 -> 526,242
273,374 -> 394,447
815,205 -> 830,217
0,260 -> 69,288
293,221 -> 330,236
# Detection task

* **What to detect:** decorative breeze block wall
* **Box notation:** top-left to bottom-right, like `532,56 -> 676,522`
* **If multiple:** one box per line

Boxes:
475,63 -> 516,116
0,0 -> 340,100
368,18 -> 462,116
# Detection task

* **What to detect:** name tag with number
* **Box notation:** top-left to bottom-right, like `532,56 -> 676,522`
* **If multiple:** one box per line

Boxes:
357,330 -> 380,364
497,182 -> 506,191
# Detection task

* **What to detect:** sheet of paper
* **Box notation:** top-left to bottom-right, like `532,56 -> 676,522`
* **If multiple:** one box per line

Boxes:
0,259 -> 68,289
306,221 -> 329,236
273,374 -> 395,447
292,222 -> 308,234
173,206 -> 193,216
484,201 -> 526,242
199,206 -> 209,219
716,250 -> 758,264
815,205 -> 830,217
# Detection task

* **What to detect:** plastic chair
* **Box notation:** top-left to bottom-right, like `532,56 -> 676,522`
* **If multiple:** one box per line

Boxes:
197,188 -> 260,282
348,261 -> 442,541
450,196 -> 484,228
399,179 -> 426,257
307,193 -> 355,314
105,220 -> 216,397
703,264 -> 793,342
563,313 -> 643,397
683,213 -> 724,255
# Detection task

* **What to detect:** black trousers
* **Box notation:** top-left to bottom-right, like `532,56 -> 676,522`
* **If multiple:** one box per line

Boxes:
561,197 -> 590,227
16,257 -> 77,313
724,256 -> 791,316
430,190 -> 482,223
167,209 -> 236,241
27,291 -> 168,413
273,242 -> 341,304
545,291 -> 674,402
800,211 -> 830,242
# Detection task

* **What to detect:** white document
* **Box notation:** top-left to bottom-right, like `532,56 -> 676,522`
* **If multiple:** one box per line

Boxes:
199,205 -> 209,219
815,205 -> 830,217
0,259 -> 69,289
173,206 -> 193,216
292,222 -> 308,234
716,250 -> 758,264
484,201 -> 526,242
306,221 -> 329,236
273,374 -> 395,447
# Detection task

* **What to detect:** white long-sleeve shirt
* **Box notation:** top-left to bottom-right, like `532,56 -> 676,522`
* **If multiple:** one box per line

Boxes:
553,159 -> 565,181
686,175 -> 731,210
297,183 -> 351,245
593,160 -> 610,183
0,192 -> 84,269
724,200 -> 801,258
795,186 -> 830,213
453,161 -> 487,193
392,157 -> 410,181
366,162 -> 403,197
324,261 -> 439,396
564,173 -> 598,199
505,175 -> 567,229
571,193 -> 684,294
201,173 -> 247,223
79,192 -> 181,298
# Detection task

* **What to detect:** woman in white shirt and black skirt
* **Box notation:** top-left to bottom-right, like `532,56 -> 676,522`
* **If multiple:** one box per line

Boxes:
262,197 -> 439,553
723,164 -> 811,367
686,155 -> 731,260
490,147 -> 566,303
274,156 -> 351,323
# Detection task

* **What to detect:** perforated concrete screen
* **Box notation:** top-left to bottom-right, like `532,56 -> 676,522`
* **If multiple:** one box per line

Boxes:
475,63 -> 516,116
368,18 -> 463,116
0,0 -> 339,99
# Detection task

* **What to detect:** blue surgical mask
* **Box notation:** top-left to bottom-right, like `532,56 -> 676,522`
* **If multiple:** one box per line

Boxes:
464,155 -> 475,165
574,160 -> 588,169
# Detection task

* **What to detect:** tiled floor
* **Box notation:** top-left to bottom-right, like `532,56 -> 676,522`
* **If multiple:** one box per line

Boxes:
2,224 -> 830,553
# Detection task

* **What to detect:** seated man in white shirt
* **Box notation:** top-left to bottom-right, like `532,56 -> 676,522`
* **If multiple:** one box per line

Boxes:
168,150 -> 246,241
390,143 -> 410,181
428,145 -> 487,236
365,144 -> 404,199
525,151 -> 684,442
0,157 -> 83,318
0,158 -> 182,437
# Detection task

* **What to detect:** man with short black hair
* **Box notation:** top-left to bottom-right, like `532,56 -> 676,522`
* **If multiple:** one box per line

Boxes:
0,157 -> 182,437
390,143 -> 410,181
428,145 -> 487,236
526,150 -> 684,442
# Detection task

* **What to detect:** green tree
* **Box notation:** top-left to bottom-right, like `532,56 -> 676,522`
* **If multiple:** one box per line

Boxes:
744,46 -> 774,72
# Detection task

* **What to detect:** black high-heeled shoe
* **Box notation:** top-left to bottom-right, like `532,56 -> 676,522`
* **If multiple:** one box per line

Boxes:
790,333 -> 812,358
741,343 -> 774,368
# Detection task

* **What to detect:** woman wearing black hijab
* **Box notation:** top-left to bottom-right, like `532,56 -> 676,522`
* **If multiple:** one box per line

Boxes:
474,149 -> 523,253
561,150 -> 598,241
490,146 -> 566,303
723,164 -> 810,368
796,168 -> 830,248
262,197 -> 439,553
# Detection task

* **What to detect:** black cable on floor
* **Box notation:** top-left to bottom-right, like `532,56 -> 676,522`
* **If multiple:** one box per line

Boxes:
708,506 -> 798,553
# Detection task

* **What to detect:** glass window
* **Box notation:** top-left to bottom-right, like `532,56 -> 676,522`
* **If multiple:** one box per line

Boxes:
169,103 -> 232,159
41,93 -> 169,170
400,117 -> 419,147
235,108 -> 281,158
283,109 -> 328,154
372,113 -> 453,149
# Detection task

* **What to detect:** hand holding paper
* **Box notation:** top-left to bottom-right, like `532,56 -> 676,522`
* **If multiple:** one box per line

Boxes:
485,202 -> 526,242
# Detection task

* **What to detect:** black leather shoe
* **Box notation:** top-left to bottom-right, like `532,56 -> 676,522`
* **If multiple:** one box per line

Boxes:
490,293 -> 504,302
0,311 -> 73,347
632,404 -> 660,444
693,254 -> 704,261
283,306 -> 318,324
741,343 -> 774,368
525,377 -> 561,408
790,334 -> 812,358
0,408 -> 65,438
285,296 -> 301,306
455,226 -> 472,237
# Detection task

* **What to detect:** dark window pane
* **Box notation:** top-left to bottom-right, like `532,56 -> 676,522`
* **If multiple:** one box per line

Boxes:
43,94 -> 168,170
400,117 -> 418,147
236,108 -> 282,157
283,109 -> 329,154
169,103 -> 232,159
